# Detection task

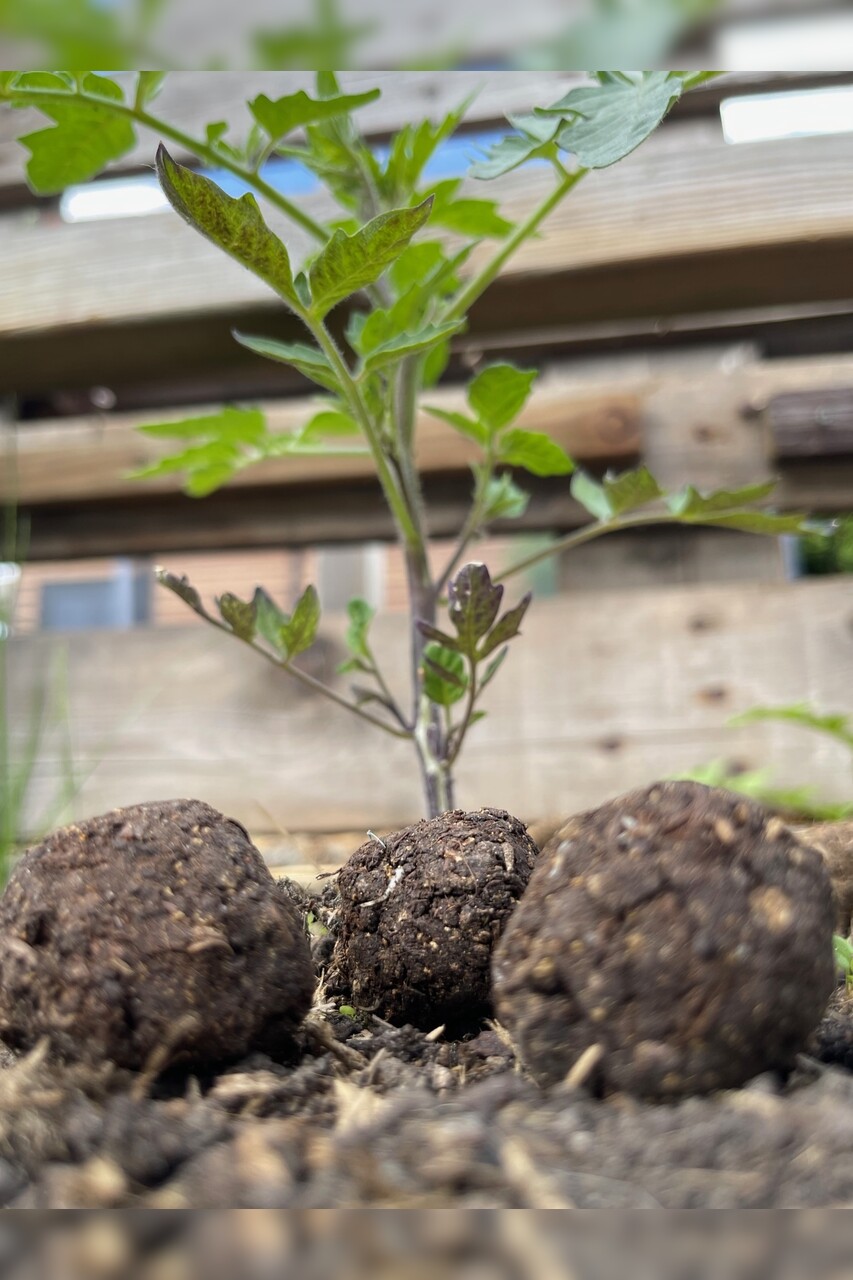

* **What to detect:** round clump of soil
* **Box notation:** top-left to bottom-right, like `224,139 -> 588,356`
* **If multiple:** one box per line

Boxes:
329,808 -> 537,1029
0,800 -> 315,1070
492,780 -> 836,1099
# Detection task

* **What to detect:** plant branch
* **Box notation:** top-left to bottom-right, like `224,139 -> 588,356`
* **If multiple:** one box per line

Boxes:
445,656 -> 478,768
0,82 -> 331,244
442,164 -> 586,323
495,512 -> 731,582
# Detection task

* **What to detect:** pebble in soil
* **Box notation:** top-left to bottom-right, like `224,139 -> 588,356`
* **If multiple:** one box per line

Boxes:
0,800 -> 315,1071
492,780 -> 837,1099
327,808 -> 538,1030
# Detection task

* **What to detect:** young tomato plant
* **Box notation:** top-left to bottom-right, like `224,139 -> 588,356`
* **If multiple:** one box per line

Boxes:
2,70 -> 813,817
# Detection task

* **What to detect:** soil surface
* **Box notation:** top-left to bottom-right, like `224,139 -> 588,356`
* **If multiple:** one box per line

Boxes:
0,979 -> 851,1208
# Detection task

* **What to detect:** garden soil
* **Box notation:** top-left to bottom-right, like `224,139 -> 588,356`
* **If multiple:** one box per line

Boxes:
0,925 -> 851,1207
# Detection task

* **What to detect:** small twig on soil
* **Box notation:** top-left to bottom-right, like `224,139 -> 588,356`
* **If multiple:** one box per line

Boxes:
303,1013 -> 369,1070
562,1042 -> 604,1093
131,1013 -> 201,1101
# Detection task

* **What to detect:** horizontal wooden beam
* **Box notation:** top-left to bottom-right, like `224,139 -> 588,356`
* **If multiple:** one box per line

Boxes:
5,120 -> 853,398
6,382 -> 640,507
13,350 -> 853,559
767,387 -> 853,458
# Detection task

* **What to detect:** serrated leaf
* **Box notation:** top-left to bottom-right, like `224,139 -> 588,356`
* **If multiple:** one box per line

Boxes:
468,364 -> 537,432
232,332 -> 341,393
666,481 -> 778,518
253,586 -> 290,657
217,591 -> 257,641
499,430 -> 574,478
155,569 -> 209,619
600,465 -> 664,516
344,598 -> 375,659
469,114 -> 561,181
130,439 -> 243,496
136,71 -> 166,108
481,472 -> 530,521
308,198 -> 434,318
383,101 -> 470,200
429,197 -> 513,239
480,646 -> 509,691
361,322 -> 462,375
423,643 -> 468,706
571,470 -> 612,520
693,511 -> 811,535
539,72 -> 685,169
478,593 -> 532,660
416,621 -> 461,651
287,585 -> 321,656
185,462 -> 242,497
137,406 -> 266,444
448,564 -> 503,658
249,87 -> 380,141
18,74 -> 134,194
424,408 -> 487,446
157,146 -> 301,310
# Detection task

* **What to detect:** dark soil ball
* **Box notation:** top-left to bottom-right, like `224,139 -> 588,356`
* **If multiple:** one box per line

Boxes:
329,808 -> 537,1029
0,800 -> 315,1070
493,781 -> 836,1099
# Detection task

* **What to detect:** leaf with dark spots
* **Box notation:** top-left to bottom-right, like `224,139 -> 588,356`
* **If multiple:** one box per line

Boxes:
478,592 -> 532,660
448,563 -> 504,658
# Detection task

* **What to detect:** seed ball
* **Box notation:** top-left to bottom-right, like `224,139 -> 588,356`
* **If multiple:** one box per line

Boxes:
792,820 -> 853,936
0,800 -> 315,1069
329,808 -> 538,1028
492,781 -> 836,1099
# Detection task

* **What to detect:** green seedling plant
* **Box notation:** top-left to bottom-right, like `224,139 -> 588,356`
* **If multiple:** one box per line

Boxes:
1,69 -> 815,818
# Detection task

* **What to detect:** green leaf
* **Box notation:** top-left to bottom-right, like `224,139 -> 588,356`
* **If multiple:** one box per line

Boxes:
448,563 -> 504,658
137,406 -> 266,444
427,180 -> 513,238
156,146 -> 301,310
469,114 -> 561,181
499,430 -> 574,478
730,703 -> 853,747
232,332 -> 341,394
538,72 -> 685,169
299,409 -> 361,440
423,643 -> 468,706
571,471 -> 612,520
154,569 -> 209,620
130,441 -> 242,496
478,592 -> 532,660
600,466 -> 664,515
253,587 -> 291,658
389,241 -> 446,293
344,598 -> 375,659
361,323 -> 462,375
249,87 -> 380,142
423,338 -> 451,388
18,74 -> 135,194
383,101 -> 470,200
287,585 -> 321,657
479,647 -> 509,692
308,197 -> 434,318
695,511 -> 813,536
416,621 -> 461,652
666,481 -> 777,518
136,71 -> 166,108
569,465 -> 664,519
424,407 -> 487,446
217,592 -> 257,641
481,472 -> 530,521
468,363 -> 537,432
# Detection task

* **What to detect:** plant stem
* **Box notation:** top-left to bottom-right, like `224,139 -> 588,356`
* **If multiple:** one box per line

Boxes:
442,165 -> 586,323
495,512 -> 703,582
0,83 -> 331,244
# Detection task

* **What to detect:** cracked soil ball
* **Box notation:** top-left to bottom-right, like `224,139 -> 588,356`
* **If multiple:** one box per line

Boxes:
492,781 -> 836,1099
329,808 -> 538,1029
0,800 -> 315,1070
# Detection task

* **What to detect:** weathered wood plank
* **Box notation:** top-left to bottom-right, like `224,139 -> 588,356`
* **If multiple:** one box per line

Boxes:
5,121 -> 853,355
9,578 -> 853,837
5,382 -> 641,506
767,387 -> 853,458
11,350 -> 853,560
